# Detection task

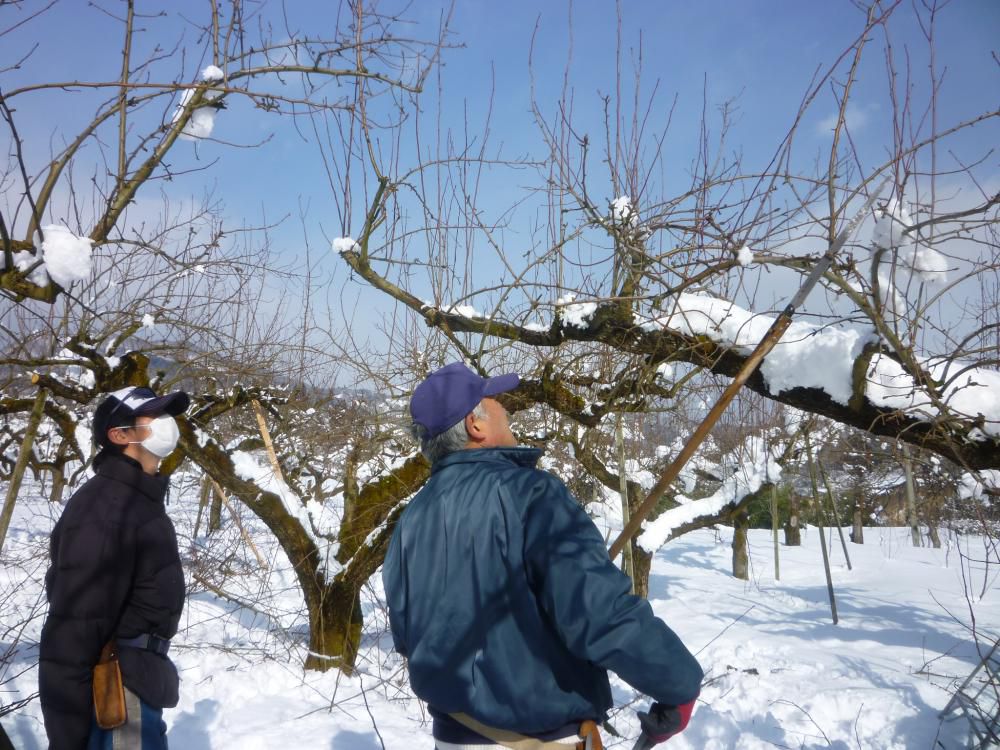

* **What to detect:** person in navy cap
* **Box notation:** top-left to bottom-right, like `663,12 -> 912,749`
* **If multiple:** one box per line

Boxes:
383,362 -> 703,749
39,386 -> 190,750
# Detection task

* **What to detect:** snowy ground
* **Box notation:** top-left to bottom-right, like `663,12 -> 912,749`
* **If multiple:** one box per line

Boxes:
2,474 -> 996,749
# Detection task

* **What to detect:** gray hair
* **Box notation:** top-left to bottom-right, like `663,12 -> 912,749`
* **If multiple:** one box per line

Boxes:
411,401 -> 488,465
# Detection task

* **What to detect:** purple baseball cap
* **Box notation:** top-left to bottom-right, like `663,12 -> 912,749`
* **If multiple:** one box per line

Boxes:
410,362 -> 519,439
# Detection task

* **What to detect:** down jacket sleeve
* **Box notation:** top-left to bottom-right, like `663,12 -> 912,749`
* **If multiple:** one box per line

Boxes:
522,472 -> 704,707
39,509 -> 136,750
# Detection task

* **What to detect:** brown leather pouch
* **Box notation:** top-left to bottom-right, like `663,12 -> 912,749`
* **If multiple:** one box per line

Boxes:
93,641 -> 127,729
575,720 -> 603,750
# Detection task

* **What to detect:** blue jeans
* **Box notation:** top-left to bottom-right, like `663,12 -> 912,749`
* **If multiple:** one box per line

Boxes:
88,687 -> 168,750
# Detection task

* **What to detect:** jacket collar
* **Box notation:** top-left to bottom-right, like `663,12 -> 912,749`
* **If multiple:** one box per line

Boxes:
432,446 -> 542,473
96,452 -> 170,504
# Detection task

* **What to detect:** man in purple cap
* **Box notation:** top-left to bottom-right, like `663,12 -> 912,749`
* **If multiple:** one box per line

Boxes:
39,386 -> 190,749
383,362 -> 702,749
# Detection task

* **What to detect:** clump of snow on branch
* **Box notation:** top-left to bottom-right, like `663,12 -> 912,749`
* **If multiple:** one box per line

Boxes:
782,406 -> 809,435
556,293 -> 597,328
38,225 -> 93,288
172,69 -> 225,141
610,195 -> 637,226
871,197 -> 949,285
872,198 -> 912,251
908,245 -> 949,284
958,470 -> 1000,502
201,65 -> 225,82
57,348 -> 95,389
445,303 -> 482,319
419,299 -> 482,319
172,88 -> 216,140
736,245 -> 754,266
74,422 -> 93,462
332,237 -> 359,253
639,436 -> 782,551
3,250 -> 48,286
641,293 -> 875,405
639,292 -> 1000,439
141,314 -> 156,329
231,450 -> 342,581
656,435 -> 720,494
0,225 -> 91,288
866,355 -> 1000,439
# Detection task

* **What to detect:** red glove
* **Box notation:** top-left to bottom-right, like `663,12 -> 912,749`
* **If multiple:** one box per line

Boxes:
636,699 -> 696,743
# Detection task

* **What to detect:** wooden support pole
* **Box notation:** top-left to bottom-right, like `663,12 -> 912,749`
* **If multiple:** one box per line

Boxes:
0,386 -> 47,552
771,483 -> 781,581
251,398 -> 286,485
608,180 -> 887,560
194,474 -> 211,538
818,460 -> 852,571
615,416 -> 634,589
805,433 -> 838,625
901,444 -> 922,547
209,477 -> 268,570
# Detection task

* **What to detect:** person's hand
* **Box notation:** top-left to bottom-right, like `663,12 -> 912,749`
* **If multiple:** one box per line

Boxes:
636,700 -> 696,743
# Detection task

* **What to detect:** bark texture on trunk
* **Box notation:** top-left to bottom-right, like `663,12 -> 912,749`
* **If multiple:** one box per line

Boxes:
902,447 -> 921,547
304,583 -> 363,673
733,510 -> 750,580
784,494 -> 802,546
851,505 -> 865,544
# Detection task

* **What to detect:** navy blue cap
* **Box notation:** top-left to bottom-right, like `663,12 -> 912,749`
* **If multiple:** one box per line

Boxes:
410,362 -> 519,439
93,386 -> 190,448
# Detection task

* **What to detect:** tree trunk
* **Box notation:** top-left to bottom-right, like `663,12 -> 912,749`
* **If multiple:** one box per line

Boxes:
901,446 -> 921,547
208,482 -> 223,533
49,467 -> 67,504
303,580 -> 363,673
928,523 -> 941,548
631,544 -> 652,599
850,489 -> 864,544
924,491 -> 943,549
181,433 -> 375,673
784,494 -> 802,546
732,510 -> 750,580
851,506 -> 865,544
331,452 -> 430,670
627,485 -> 650,598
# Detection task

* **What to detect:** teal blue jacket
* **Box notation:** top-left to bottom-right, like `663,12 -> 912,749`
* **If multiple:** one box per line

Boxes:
383,447 -> 703,734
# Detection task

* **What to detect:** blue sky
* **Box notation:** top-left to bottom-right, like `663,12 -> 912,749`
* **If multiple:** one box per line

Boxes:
7,1 -> 996,234
3,1 -> 998,360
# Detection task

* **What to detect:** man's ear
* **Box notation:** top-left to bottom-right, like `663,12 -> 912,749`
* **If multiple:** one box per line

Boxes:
107,426 -> 131,447
465,411 -> 486,443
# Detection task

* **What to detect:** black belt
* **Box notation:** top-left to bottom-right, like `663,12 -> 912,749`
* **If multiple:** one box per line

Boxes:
117,634 -> 171,656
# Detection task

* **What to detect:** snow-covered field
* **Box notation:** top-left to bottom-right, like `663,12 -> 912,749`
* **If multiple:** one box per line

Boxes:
2,474 -> 996,749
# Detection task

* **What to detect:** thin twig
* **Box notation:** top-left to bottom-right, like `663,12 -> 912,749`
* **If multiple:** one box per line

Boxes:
695,604 -> 756,656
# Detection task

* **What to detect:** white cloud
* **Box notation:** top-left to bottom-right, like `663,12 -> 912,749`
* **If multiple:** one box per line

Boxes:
816,104 -> 871,136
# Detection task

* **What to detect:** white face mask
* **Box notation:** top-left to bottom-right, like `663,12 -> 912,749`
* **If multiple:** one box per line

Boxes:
129,415 -> 180,458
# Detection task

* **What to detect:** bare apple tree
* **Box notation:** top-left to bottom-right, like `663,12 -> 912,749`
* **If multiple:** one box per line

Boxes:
0,0 -> 449,671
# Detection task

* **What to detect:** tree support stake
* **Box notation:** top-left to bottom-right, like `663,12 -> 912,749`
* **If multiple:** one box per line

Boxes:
610,179 -> 887,560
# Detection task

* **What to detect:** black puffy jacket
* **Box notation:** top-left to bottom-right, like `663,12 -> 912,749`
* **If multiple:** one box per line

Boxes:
39,452 -> 185,750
